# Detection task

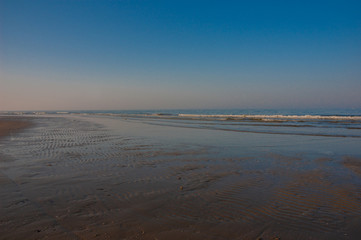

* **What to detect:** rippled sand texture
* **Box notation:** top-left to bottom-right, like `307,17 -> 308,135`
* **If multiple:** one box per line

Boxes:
1,116 -> 361,240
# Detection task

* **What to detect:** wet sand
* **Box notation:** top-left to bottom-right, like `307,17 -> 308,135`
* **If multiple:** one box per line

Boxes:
0,118 -> 32,138
0,115 -> 361,239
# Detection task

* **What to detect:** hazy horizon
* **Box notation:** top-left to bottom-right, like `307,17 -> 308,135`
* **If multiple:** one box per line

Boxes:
1,0 -> 361,111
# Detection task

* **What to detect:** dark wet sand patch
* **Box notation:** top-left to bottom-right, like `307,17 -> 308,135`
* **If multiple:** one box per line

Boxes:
342,156 -> 361,175
314,157 -> 333,163
0,117 -> 32,138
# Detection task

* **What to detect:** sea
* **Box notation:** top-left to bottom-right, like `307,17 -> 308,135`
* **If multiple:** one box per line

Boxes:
2,108 -> 361,138
3,108 -> 360,116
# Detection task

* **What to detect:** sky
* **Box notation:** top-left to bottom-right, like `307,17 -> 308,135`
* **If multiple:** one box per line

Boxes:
1,0 -> 361,111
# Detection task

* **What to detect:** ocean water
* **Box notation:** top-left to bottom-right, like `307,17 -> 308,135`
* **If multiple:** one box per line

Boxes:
2,108 -> 361,116
2,109 -> 361,138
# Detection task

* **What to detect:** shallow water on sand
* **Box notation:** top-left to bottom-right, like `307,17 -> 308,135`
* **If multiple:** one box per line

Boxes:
1,115 -> 361,239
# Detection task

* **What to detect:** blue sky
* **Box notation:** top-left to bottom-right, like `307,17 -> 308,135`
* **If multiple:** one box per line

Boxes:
1,0 -> 360,110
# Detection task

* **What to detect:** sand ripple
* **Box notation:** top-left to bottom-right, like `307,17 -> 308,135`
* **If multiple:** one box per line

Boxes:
1,116 -> 361,239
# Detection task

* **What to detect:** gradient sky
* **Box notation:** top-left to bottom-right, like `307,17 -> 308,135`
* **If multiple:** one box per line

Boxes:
1,0 -> 361,111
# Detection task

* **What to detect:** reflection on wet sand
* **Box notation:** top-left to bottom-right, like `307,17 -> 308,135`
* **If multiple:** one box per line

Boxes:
1,116 -> 361,239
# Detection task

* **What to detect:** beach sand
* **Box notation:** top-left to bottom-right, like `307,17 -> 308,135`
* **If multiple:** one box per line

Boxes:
0,118 -> 32,138
0,115 -> 360,239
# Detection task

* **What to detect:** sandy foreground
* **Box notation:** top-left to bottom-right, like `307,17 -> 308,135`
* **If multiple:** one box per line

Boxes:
0,115 -> 361,240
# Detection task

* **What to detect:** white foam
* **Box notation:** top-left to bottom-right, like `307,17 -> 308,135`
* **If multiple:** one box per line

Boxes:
178,114 -> 361,121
